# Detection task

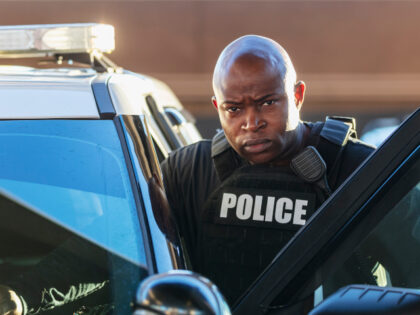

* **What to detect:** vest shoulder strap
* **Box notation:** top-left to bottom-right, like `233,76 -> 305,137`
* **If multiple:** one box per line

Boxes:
321,116 -> 357,145
316,116 -> 357,185
211,130 -> 241,182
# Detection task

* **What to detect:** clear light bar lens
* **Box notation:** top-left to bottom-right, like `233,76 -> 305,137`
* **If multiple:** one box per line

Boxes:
0,30 -> 33,50
0,23 -> 115,57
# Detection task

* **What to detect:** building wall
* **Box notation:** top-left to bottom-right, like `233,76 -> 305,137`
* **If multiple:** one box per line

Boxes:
1,0 -> 419,136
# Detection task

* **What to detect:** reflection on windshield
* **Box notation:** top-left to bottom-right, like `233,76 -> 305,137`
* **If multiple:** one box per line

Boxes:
0,120 -> 145,266
0,191 -> 147,314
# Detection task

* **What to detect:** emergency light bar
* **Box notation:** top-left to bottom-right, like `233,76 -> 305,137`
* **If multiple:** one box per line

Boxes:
0,23 -> 115,58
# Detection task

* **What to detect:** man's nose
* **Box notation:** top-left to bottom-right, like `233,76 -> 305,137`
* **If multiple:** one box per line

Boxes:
242,111 -> 266,132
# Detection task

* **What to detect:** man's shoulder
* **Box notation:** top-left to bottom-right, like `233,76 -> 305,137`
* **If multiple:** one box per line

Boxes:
167,139 -> 212,162
307,118 -> 376,187
161,139 -> 214,174
344,137 -> 376,160
333,137 -> 375,187
307,118 -> 375,161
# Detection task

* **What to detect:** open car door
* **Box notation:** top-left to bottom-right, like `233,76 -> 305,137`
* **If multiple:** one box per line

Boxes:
235,107 -> 420,315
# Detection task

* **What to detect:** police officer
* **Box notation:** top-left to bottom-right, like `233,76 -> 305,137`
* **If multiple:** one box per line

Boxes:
161,34 -> 375,305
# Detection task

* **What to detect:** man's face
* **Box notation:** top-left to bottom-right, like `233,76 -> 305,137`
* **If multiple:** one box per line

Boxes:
214,57 -> 301,165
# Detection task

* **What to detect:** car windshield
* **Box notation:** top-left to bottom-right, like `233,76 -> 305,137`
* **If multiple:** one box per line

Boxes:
0,119 -> 146,266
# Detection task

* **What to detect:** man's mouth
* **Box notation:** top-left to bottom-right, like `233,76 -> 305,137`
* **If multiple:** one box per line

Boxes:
242,138 -> 272,154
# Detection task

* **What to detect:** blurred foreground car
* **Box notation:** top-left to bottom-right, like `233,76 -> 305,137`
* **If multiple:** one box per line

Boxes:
1,23 -> 420,315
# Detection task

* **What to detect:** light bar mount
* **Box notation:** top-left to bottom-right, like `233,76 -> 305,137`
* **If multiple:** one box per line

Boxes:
55,51 -> 122,73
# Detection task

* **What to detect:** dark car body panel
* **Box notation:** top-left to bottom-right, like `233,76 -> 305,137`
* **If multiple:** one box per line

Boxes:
235,108 -> 420,314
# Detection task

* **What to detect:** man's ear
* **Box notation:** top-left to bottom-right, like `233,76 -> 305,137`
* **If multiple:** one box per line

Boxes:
294,81 -> 306,111
211,96 -> 218,109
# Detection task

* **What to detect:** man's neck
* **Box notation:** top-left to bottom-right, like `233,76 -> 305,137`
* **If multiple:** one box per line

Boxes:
270,122 -> 310,166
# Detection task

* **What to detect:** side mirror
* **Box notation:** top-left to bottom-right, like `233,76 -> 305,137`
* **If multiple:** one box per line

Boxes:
309,284 -> 420,315
134,270 -> 231,315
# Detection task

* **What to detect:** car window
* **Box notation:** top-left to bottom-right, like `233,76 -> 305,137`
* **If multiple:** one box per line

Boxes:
0,190 -> 148,314
164,107 -> 201,146
0,120 -> 146,266
145,95 -> 182,150
151,138 -> 166,163
307,149 -> 420,308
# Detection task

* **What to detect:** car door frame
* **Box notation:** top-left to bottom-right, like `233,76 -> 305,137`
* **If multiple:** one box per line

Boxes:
93,73 -> 187,275
234,108 -> 420,314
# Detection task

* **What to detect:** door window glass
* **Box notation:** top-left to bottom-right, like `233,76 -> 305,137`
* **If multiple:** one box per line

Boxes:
320,181 -> 420,299
307,153 -> 420,308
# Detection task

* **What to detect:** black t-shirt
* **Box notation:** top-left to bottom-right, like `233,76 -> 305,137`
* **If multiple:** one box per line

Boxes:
161,139 -> 219,262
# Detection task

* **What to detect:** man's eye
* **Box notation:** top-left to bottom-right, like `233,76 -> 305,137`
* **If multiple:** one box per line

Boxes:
227,107 -> 239,113
262,100 -> 275,106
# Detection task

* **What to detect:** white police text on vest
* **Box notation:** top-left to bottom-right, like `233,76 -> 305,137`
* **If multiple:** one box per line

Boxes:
220,192 -> 309,226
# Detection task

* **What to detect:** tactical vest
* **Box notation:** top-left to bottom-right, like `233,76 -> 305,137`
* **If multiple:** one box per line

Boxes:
195,117 -> 357,304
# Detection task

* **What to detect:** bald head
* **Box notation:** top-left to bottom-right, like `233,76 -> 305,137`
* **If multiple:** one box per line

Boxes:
211,35 -> 307,165
212,35 -> 297,95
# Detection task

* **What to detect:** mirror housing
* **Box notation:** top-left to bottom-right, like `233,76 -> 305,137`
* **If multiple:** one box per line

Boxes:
309,284 -> 420,315
134,270 -> 231,315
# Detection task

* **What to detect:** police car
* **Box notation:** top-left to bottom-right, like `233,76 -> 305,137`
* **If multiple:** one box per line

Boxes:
0,23 -> 420,315
0,23 -> 229,315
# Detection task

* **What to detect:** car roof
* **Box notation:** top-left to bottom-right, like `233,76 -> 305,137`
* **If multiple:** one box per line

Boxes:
0,66 -> 100,119
0,65 -> 178,120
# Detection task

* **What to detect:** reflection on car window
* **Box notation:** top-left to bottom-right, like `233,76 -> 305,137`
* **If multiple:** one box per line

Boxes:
152,138 -> 166,162
0,120 -> 145,266
0,191 -> 148,314
316,179 -> 420,306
